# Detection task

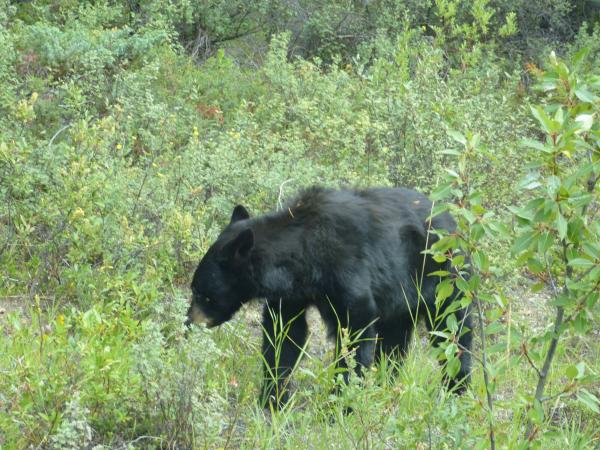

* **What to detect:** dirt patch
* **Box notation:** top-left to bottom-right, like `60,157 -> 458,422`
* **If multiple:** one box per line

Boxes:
0,295 -> 27,317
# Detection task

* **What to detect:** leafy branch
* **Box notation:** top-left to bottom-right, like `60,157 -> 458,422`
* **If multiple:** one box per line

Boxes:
513,49 -> 600,441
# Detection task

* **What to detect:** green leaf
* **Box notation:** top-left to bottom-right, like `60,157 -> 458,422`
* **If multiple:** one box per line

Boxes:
470,223 -> 484,241
538,81 -> 558,92
588,266 -> 600,284
452,254 -> 465,268
512,231 -> 536,255
518,171 -> 542,190
574,87 -> 595,103
555,62 -> 570,80
446,314 -> 458,333
436,279 -> 454,303
577,389 -> 600,414
567,218 -> 584,243
486,306 -> 504,322
566,365 -> 577,379
469,133 -> 481,148
446,357 -> 461,378
575,113 -> 594,132
428,270 -> 451,277
575,361 -> 586,379
462,209 -> 477,224
440,149 -> 461,156
468,274 -> 481,291
430,203 -> 451,218
583,242 -> 600,260
531,281 -> 545,293
430,183 -> 452,201
568,258 -> 594,269
432,254 -> 447,263
444,168 -> 460,179
553,107 -> 564,124
456,278 -> 470,294
82,308 -> 102,328
537,231 -> 553,255
445,343 -> 458,359
521,139 -> 552,153
460,296 -> 472,308
448,129 -> 466,145
527,257 -> 544,274
487,221 -> 511,239
432,236 -> 456,253
530,106 -> 548,133
551,293 -> 575,307
530,105 -> 559,134
570,193 -> 595,210
589,74 -> 600,88
472,250 -> 489,272
528,399 -> 545,424
430,330 -> 450,340
573,313 -> 588,334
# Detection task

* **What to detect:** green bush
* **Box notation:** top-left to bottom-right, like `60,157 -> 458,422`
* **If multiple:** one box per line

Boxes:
429,49 -> 600,448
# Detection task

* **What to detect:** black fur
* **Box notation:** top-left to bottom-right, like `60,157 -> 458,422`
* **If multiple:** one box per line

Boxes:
187,187 -> 472,406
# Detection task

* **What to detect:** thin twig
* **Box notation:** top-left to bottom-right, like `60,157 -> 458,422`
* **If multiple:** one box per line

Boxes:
277,179 -> 293,211
526,246 -> 568,440
117,435 -> 163,449
130,159 -> 152,218
48,124 -> 71,150
521,343 -> 542,378
539,383 -> 575,403
475,295 -> 497,450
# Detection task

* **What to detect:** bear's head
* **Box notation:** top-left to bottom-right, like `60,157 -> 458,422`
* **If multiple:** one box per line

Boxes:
186,205 -> 256,328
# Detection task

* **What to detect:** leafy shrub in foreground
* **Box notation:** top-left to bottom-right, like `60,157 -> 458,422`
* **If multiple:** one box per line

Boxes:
430,49 -> 600,448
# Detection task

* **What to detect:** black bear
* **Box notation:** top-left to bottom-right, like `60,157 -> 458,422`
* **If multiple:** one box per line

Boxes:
186,187 -> 472,406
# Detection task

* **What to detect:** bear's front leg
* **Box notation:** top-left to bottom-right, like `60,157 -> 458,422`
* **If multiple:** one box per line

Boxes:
332,294 -> 378,384
260,301 -> 308,409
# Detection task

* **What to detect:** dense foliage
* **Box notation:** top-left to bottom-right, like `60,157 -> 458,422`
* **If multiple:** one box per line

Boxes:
0,0 -> 598,448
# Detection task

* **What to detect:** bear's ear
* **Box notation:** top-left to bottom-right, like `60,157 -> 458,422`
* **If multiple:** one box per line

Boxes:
221,228 -> 254,264
230,205 -> 250,224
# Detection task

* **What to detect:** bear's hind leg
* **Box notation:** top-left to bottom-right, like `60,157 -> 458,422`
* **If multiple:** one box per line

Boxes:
375,315 -> 415,361
330,295 -> 378,383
